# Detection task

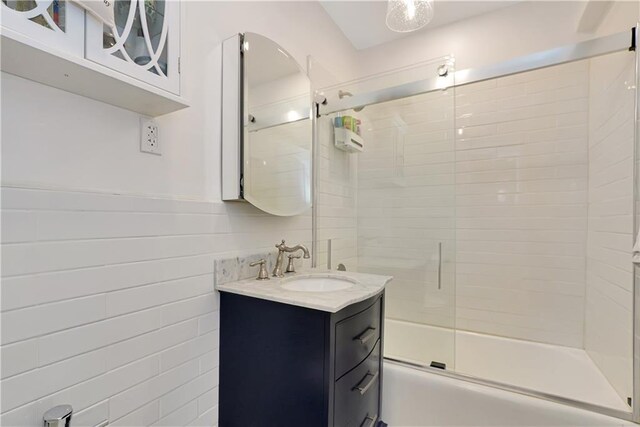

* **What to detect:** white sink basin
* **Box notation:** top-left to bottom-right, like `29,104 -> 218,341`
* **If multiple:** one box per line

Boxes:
281,276 -> 355,292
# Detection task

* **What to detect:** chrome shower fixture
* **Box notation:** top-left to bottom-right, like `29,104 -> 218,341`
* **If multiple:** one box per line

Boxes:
338,90 -> 365,112
314,92 -> 328,105
437,64 -> 449,77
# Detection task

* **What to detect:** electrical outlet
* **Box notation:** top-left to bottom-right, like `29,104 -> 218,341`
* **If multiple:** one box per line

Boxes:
140,118 -> 160,155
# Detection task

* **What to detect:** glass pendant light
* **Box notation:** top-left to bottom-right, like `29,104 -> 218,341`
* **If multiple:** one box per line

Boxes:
386,0 -> 434,33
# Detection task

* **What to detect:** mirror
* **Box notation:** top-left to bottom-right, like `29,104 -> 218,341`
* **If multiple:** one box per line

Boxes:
221,32 -> 312,216
241,33 -> 312,216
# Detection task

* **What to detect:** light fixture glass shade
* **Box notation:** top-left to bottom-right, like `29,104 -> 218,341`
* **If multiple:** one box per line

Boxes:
386,0 -> 434,33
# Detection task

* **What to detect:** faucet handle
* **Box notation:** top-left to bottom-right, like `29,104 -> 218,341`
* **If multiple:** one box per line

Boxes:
249,259 -> 270,280
285,254 -> 301,273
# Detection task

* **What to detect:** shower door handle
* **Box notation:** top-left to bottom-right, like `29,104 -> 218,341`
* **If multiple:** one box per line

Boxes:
437,242 -> 442,290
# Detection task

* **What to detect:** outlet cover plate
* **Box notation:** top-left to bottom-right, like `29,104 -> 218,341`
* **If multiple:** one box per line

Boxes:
140,118 -> 160,155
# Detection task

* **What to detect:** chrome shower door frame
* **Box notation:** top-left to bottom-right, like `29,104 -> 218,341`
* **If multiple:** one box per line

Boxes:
632,22 -> 640,425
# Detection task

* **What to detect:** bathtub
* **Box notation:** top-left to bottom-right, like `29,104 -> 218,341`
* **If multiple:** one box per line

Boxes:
384,319 -> 630,411
381,361 -> 633,426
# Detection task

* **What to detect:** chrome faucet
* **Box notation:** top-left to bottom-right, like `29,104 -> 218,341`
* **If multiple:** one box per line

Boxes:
43,405 -> 72,427
273,239 -> 310,277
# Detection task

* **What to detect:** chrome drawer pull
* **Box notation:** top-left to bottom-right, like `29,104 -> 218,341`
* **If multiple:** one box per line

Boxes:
353,371 -> 379,395
360,414 -> 378,427
354,327 -> 376,344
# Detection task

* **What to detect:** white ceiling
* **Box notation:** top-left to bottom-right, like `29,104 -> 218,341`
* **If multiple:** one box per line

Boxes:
320,0 -> 520,50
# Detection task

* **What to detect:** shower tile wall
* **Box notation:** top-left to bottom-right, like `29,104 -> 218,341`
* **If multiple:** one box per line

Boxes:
357,60 -> 591,348
317,116 -> 359,269
585,51 -> 635,403
357,90 -> 456,329
453,61 -> 590,347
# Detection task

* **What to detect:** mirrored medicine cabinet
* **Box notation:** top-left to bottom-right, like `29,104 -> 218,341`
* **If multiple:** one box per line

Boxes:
221,32 -> 312,217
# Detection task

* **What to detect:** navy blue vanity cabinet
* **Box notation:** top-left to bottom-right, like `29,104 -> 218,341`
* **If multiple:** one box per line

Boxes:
219,291 -> 385,427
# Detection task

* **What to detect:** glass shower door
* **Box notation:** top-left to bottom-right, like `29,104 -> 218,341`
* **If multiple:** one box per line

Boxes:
354,82 -> 457,370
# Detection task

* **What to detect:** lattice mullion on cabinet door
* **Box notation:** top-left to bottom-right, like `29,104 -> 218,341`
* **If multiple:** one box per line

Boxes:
3,2 -> 49,21
84,0 -> 180,94
0,0 -> 84,56
105,0 -> 137,55
139,0 -> 169,76
46,2 -> 64,33
136,0 -> 155,65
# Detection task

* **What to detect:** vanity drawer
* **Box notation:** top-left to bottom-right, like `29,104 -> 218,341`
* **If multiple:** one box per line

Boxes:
335,298 -> 381,379
334,340 -> 381,427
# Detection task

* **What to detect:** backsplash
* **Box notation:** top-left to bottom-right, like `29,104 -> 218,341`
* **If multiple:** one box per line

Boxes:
214,249 -> 312,286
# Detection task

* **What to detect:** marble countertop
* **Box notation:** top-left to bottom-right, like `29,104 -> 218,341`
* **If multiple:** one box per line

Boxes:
216,269 -> 392,313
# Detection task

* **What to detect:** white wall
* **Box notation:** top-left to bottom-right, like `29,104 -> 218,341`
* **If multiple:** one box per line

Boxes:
0,1 -> 357,426
351,1 -> 638,82
352,2 -> 588,76
1,2 -> 359,200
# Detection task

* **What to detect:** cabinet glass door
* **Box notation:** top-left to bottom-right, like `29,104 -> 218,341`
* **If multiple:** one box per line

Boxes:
1,0 -> 84,56
85,0 -> 180,94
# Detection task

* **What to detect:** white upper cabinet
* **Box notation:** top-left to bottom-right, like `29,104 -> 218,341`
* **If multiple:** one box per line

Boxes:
0,0 -> 187,116
85,0 -> 180,94
1,0 -> 84,56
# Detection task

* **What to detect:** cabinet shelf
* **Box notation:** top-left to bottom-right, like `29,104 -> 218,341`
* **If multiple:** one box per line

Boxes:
1,23 -> 188,116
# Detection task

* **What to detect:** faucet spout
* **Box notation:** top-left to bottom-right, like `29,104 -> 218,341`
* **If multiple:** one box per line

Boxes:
273,240 -> 310,277
286,244 -> 310,259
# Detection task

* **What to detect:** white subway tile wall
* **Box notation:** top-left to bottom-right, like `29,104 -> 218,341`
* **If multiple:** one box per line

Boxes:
356,89 -> 457,338
0,187 -> 311,426
356,60 -> 593,349
453,60 -> 590,348
316,116 -> 359,270
585,51 -> 635,404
